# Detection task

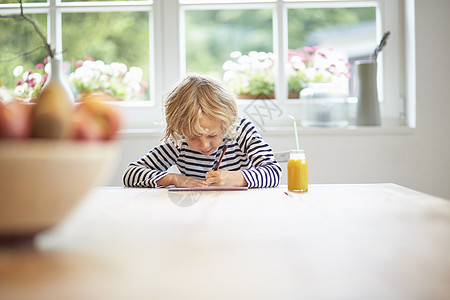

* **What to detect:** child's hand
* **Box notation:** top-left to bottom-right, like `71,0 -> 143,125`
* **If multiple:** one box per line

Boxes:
157,173 -> 208,187
205,170 -> 247,187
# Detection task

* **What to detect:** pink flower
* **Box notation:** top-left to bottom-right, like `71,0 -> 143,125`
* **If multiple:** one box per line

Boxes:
30,81 -> 36,88
36,63 -> 44,70
43,57 -> 49,64
303,46 -> 314,53
16,80 -> 23,86
327,64 -> 336,73
318,52 -> 327,59
84,55 -> 94,61
76,60 -> 84,68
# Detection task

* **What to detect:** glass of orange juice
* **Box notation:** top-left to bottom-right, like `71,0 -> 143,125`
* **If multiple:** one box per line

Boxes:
287,150 -> 308,192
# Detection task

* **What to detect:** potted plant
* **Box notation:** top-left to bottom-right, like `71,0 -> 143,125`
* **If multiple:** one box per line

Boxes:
222,47 -> 350,100
287,47 -> 351,99
8,55 -> 147,102
223,51 -> 275,99
68,55 -> 147,101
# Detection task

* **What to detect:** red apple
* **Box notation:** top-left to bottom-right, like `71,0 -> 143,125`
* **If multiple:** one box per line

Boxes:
71,93 -> 122,141
0,100 -> 33,139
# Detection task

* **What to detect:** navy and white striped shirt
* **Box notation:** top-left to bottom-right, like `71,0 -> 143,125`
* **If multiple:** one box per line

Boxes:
122,118 -> 282,188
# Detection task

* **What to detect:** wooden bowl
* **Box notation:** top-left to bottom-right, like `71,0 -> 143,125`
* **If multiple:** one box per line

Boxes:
0,140 -> 118,241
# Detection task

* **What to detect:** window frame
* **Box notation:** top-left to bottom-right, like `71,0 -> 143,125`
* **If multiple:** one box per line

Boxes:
0,0 -> 407,130
178,0 -> 406,129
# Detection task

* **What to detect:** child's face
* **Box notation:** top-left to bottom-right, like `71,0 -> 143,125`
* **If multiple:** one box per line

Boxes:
184,115 -> 224,156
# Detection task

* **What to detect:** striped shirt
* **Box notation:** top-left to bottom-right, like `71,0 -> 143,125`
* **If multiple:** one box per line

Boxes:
122,118 -> 282,188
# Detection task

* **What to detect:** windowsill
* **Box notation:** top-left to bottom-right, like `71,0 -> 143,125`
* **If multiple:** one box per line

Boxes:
119,124 -> 415,138
115,99 -> 414,137
260,125 -> 414,136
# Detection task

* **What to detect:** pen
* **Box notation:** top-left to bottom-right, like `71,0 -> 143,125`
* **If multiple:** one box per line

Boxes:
212,145 -> 228,171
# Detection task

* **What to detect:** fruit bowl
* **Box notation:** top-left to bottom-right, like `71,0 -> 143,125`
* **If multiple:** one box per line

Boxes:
0,140 -> 118,240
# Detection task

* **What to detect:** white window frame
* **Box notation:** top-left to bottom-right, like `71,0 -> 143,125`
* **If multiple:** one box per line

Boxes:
177,0 -> 407,129
1,0 -> 409,130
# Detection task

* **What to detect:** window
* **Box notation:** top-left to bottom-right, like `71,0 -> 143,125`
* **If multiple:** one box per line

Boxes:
180,0 -> 405,128
0,0 -> 152,104
0,0 -> 406,130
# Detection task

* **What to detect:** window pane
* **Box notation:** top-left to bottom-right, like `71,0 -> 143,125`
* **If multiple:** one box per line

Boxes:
184,8 -> 274,99
287,6 -> 377,98
0,13 -> 48,100
62,11 -> 150,101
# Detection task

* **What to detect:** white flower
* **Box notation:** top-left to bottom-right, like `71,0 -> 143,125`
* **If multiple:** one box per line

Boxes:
237,55 -> 250,68
129,67 -> 143,79
261,59 -> 273,70
118,63 -> 128,74
0,87 -> 12,102
230,51 -> 241,59
222,60 -> 236,71
256,51 -> 269,61
44,63 -> 51,74
22,71 -> 30,81
109,62 -> 124,77
248,51 -> 258,58
223,70 -> 238,83
30,73 -> 42,83
93,60 -> 106,72
83,60 -> 95,69
124,67 -> 143,84
128,81 -> 141,93
13,66 -> 23,77
14,85 -> 26,96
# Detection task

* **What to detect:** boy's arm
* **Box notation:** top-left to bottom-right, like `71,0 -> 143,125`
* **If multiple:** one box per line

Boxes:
237,120 -> 282,188
122,141 -> 178,188
157,173 -> 208,188
205,170 -> 247,187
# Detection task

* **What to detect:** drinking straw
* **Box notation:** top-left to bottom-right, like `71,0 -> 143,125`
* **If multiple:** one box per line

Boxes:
289,115 -> 300,153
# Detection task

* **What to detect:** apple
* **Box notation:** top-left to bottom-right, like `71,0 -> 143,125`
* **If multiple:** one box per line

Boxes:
71,93 -> 122,141
0,100 -> 33,139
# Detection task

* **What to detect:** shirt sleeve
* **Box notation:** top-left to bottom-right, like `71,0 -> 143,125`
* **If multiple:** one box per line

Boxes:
236,119 -> 282,188
122,139 -> 179,188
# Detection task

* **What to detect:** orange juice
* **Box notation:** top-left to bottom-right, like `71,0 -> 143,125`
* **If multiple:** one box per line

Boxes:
287,150 -> 308,192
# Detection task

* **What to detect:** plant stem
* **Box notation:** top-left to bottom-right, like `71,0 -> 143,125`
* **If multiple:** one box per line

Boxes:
0,0 -> 54,62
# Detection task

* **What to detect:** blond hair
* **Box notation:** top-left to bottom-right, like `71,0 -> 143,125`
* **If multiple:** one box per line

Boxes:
162,73 -> 238,144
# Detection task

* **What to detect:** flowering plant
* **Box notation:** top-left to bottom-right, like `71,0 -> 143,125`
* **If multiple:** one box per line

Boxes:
69,55 -> 147,101
222,47 -> 351,99
8,55 -> 147,102
12,58 -> 49,102
223,51 -> 275,98
288,46 -> 351,95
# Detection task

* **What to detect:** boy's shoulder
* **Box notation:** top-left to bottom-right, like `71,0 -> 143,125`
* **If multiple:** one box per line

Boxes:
236,117 -> 257,133
161,137 -> 181,150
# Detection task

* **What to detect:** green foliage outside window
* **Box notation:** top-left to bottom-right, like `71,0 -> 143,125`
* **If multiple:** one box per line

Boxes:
0,3 -> 376,102
0,8 -> 150,101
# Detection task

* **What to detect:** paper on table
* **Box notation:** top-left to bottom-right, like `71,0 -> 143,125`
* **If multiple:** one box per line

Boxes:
168,186 -> 248,192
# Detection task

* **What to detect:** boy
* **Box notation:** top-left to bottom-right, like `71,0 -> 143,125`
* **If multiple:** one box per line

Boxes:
123,74 -> 281,188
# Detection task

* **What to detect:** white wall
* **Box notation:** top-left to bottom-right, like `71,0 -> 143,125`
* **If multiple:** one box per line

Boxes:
109,0 -> 450,200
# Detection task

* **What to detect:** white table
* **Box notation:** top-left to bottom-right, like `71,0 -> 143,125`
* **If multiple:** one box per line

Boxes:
1,184 -> 449,300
